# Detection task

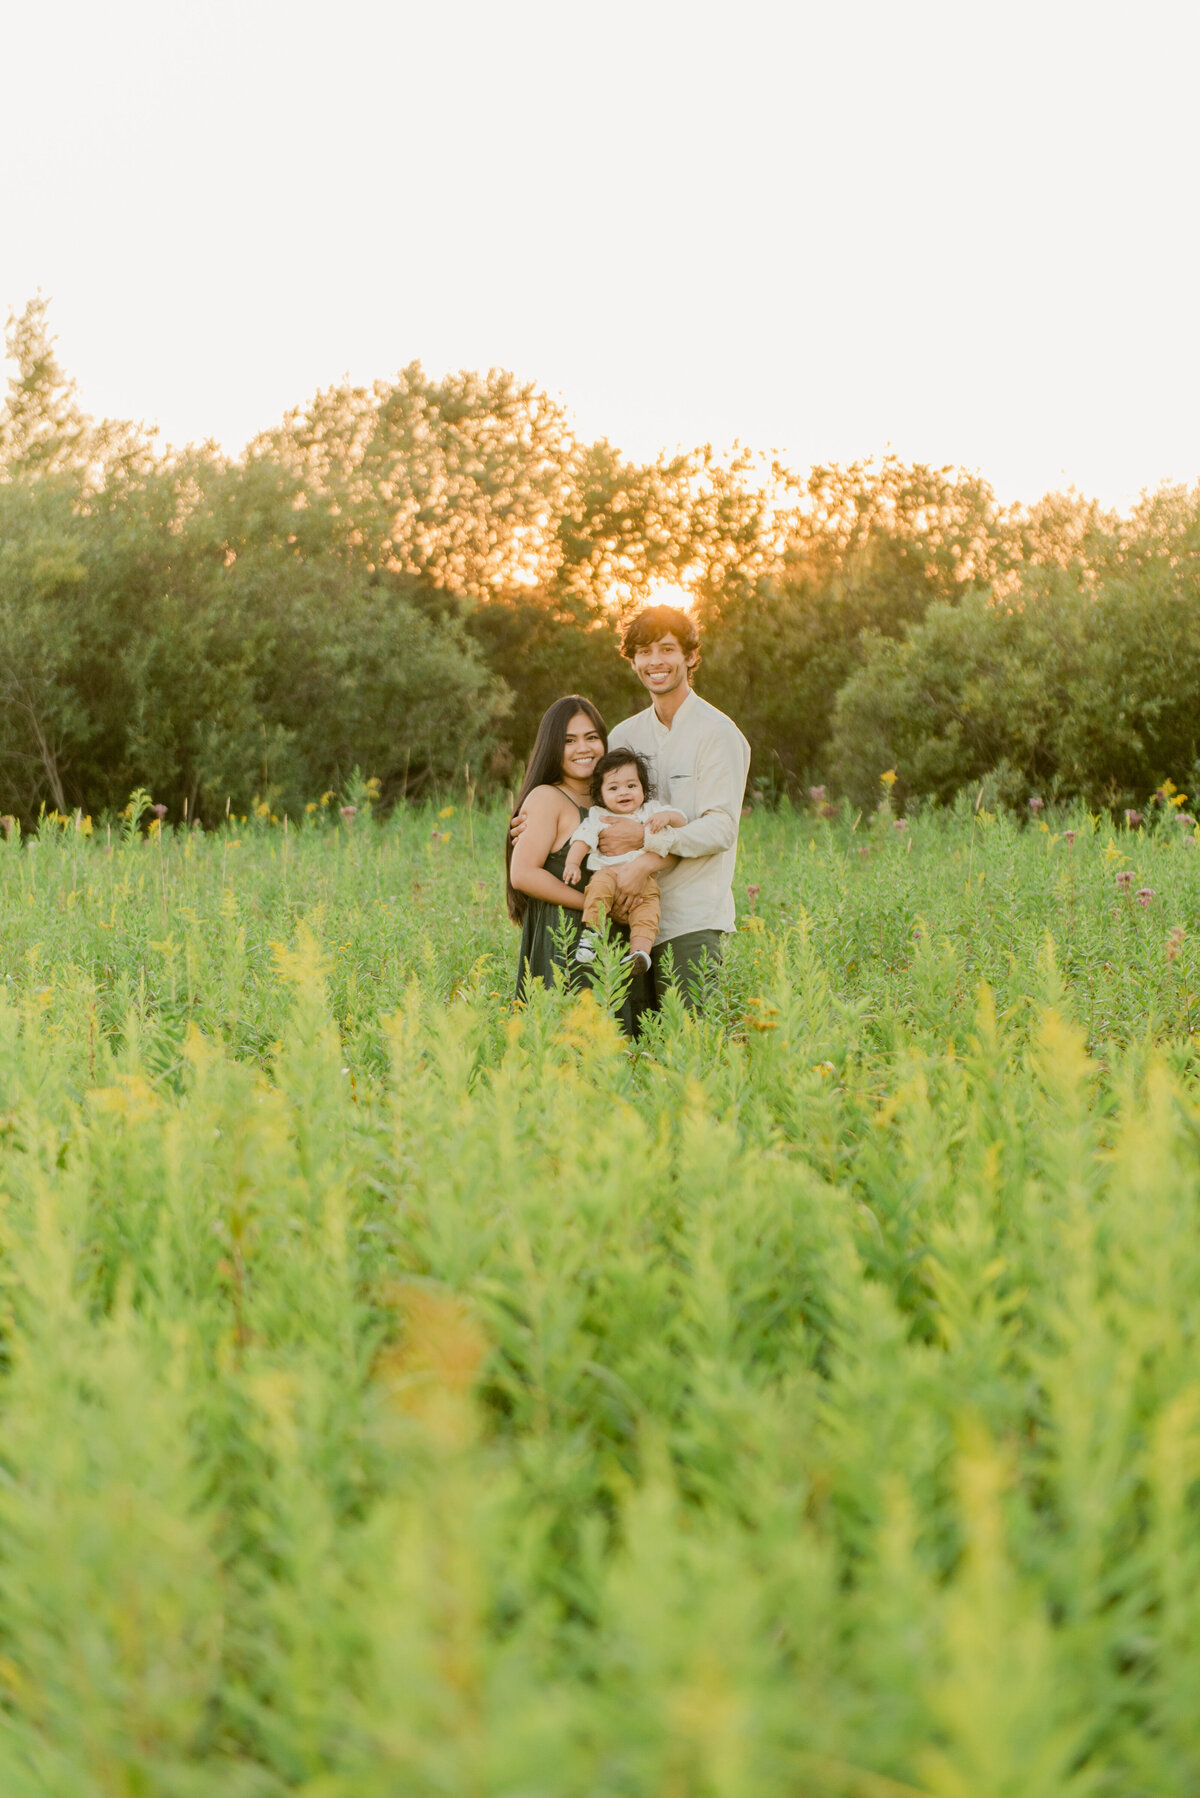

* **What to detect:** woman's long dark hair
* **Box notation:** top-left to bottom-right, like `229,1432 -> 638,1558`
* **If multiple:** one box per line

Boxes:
505,695 -> 608,925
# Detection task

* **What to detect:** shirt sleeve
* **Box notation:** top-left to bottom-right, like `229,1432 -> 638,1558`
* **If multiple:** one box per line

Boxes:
570,810 -> 602,849
645,728 -> 748,859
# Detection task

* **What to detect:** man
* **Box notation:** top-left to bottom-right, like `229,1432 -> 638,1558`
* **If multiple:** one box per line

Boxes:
595,604 -> 751,1012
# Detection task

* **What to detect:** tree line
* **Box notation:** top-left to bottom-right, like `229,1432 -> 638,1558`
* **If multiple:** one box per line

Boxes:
2,296 -> 1198,823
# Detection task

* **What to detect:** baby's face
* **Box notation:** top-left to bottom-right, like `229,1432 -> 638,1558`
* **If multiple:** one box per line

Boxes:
600,765 -> 645,813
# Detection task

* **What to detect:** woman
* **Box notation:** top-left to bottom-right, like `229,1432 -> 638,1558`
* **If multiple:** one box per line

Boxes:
507,696 -> 607,997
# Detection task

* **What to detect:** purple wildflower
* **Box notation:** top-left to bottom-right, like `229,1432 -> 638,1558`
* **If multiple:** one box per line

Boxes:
809,785 -> 827,803
1136,887 -> 1155,908
1115,870 -> 1134,889
149,803 -> 168,820
1125,809 -> 1144,828
1028,795 -> 1045,814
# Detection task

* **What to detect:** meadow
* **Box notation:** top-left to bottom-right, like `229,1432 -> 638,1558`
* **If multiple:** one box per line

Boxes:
1,792 -> 1199,1796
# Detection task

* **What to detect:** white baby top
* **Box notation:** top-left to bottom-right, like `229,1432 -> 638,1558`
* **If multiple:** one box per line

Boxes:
570,801 -> 677,872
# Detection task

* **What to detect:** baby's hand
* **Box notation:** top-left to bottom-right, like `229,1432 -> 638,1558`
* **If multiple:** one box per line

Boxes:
563,863 -> 581,886
646,812 -> 675,833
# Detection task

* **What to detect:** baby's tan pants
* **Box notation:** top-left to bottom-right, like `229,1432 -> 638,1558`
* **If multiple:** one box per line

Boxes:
582,868 -> 661,939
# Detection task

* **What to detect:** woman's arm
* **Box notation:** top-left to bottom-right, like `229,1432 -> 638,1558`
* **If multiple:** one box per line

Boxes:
510,789 -> 586,911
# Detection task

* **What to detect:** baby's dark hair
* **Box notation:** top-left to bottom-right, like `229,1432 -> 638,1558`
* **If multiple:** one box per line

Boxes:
590,749 -> 653,807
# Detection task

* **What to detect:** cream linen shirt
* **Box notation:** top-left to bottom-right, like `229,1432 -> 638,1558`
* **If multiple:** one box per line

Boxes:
608,691 -> 751,944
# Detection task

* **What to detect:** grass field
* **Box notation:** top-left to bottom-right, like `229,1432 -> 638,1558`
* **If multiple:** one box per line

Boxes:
1,795 -> 1199,1796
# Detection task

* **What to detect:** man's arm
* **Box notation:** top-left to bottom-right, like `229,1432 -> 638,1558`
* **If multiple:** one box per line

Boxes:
610,846 -> 678,898
643,731 -> 749,859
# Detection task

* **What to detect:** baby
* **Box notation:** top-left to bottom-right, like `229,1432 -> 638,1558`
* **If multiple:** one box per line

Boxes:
563,749 -> 686,972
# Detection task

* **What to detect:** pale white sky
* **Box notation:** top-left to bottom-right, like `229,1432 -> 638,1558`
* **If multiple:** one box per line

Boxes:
3,0 -> 1197,510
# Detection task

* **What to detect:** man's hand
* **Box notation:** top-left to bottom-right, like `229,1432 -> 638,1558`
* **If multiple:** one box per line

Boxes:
613,850 -> 669,898
595,816 -> 645,857
509,807 -> 528,844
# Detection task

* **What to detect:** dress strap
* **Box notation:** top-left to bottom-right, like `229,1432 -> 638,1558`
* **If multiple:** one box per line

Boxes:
555,786 -> 590,819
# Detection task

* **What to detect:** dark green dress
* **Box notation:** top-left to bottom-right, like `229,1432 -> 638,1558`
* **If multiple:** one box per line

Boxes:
514,804 -> 589,1000
513,796 -> 652,1035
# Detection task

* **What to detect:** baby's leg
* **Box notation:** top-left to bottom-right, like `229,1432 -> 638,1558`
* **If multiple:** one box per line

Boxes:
581,868 -> 619,930
620,874 -> 661,958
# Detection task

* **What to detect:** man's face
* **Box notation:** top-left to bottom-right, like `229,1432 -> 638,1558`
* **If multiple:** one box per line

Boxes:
599,763 -> 646,813
631,632 -> 697,699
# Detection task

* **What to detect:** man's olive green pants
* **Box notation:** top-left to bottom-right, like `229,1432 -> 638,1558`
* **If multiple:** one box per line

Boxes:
649,929 -> 724,1015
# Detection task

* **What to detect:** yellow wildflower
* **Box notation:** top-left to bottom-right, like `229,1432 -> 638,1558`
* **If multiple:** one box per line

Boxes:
881,768 -> 898,788
438,805 -> 456,819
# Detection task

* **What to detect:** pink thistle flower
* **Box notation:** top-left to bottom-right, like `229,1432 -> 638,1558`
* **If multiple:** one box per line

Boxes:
1136,887 -> 1155,908
1064,829 -> 1077,845
1028,795 -> 1045,813
1115,870 -> 1134,889
746,883 -> 761,902
1178,814 -> 1196,826
340,805 -> 357,820
1125,809 -> 1144,828
809,785 -> 827,803
893,818 -> 908,832
150,803 -> 168,820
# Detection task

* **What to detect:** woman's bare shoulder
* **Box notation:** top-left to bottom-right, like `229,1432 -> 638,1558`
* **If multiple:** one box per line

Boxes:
522,783 -> 569,815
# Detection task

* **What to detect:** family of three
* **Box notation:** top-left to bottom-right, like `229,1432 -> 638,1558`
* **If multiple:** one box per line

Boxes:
504,604 -> 751,1028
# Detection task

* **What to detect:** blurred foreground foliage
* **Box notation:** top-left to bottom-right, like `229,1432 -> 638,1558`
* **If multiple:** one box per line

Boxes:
1,805 -> 1200,1790
3,297 -> 1200,826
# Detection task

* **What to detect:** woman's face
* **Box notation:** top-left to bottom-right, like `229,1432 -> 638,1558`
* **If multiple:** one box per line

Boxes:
561,711 -> 605,783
